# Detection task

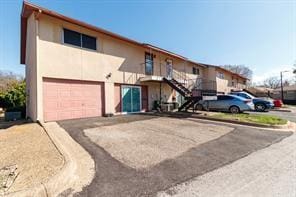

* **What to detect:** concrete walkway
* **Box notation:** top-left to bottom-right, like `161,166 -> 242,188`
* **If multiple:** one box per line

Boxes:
158,132 -> 296,197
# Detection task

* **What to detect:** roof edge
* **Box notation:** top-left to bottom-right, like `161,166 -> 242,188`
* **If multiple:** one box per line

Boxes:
20,1 -> 207,67
202,63 -> 249,80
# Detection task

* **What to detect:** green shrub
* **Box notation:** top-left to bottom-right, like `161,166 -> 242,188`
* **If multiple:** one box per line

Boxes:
0,81 -> 26,111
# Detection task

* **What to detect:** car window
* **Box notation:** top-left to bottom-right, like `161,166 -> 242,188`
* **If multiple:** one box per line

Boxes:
218,95 -> 234,100
241,93 -> 251,99
238,93 -> 247,99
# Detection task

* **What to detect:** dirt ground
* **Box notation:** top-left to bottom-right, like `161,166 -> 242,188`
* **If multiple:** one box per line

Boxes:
0,123 -> 64,193
84,117 -> 233,169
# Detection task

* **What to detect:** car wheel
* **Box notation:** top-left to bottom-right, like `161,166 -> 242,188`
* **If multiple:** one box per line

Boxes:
195,104 -> 203,111
229,106 -> 240,114
255,103 -> 266,112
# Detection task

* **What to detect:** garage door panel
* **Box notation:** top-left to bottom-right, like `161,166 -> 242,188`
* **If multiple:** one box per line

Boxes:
44,112 -> 58,121
72,110 -> 84,119
59,89 -> 71,98
84,90 -> 95,97
44,88 -> 59,98
84,109 -> 100,117
70,89 -> 84,98
84,100 -> 100,107
59,101 -> 74,109
43,78 -> 103,122
59,91 -> 71,98
44,101 -> 59,110
71,100 -> 83,108
59,111 -> 73,120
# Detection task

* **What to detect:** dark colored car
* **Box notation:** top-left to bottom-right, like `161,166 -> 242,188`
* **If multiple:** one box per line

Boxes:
229,91 -> 274,112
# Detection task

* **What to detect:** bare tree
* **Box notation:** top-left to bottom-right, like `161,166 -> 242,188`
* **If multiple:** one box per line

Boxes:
263,76 -> 281,89
222,65 -> 253,80
0,70 -> 24,92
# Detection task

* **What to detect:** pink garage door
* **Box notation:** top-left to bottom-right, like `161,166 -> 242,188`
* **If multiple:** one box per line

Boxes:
43,78 -> 104,122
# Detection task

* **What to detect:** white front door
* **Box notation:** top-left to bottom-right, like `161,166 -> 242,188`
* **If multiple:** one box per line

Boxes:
166,59 -> 173,79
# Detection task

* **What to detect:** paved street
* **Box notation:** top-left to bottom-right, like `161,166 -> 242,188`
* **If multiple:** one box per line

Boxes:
158,132 -> 296,197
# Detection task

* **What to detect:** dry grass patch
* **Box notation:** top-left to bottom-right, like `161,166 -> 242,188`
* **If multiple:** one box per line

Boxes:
0,123 -> 64,193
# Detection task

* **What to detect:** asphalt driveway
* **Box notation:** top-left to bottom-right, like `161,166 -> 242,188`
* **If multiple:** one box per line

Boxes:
58,114 -> 292,197
84,117 -> 233,169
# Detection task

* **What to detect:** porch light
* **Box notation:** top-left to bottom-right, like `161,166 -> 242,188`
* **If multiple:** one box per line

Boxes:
106,72 -> 112,79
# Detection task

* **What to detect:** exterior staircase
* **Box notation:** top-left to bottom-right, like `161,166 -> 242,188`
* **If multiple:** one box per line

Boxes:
163,70 -> 218,111
163,78 -> 192,97
163,77 -> 203,111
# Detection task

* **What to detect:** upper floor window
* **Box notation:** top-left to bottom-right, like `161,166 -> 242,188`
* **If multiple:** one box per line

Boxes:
145,52 -> 154,75
192,67 -> 200,75
63,28 -> 97,50
217,72 -> 224,79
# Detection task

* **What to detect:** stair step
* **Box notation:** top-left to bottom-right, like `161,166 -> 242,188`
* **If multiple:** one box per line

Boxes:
164,77 -> 192,98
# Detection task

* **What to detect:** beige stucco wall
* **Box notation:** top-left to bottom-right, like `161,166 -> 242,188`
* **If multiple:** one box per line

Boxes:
26,13 -> 206,120
37,14 -> 205,83
25,14 -> 37,121
140,82 -> 174,111
104,82 -> 115,114
203,66 -> 216,80
204,67 -> 246,94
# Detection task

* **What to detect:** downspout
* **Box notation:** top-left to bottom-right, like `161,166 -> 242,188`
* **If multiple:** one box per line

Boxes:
159,51 -> 162,104
35,10 -> 42,122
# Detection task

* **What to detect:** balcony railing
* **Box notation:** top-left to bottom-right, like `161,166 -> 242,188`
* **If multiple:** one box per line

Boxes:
233,83 -> 247,90
138,62 -> 217,92
170,70 -> 216,92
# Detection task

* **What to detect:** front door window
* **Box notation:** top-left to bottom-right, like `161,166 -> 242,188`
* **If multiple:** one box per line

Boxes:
122,86 -> 141,113
166,59 -> 173,79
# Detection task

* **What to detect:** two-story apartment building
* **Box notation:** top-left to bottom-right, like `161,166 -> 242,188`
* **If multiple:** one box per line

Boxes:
21,2 -> 247,122
203,65 -> 248,94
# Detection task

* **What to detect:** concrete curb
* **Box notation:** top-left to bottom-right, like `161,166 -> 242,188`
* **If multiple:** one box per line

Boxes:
6,122 -> 95,197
